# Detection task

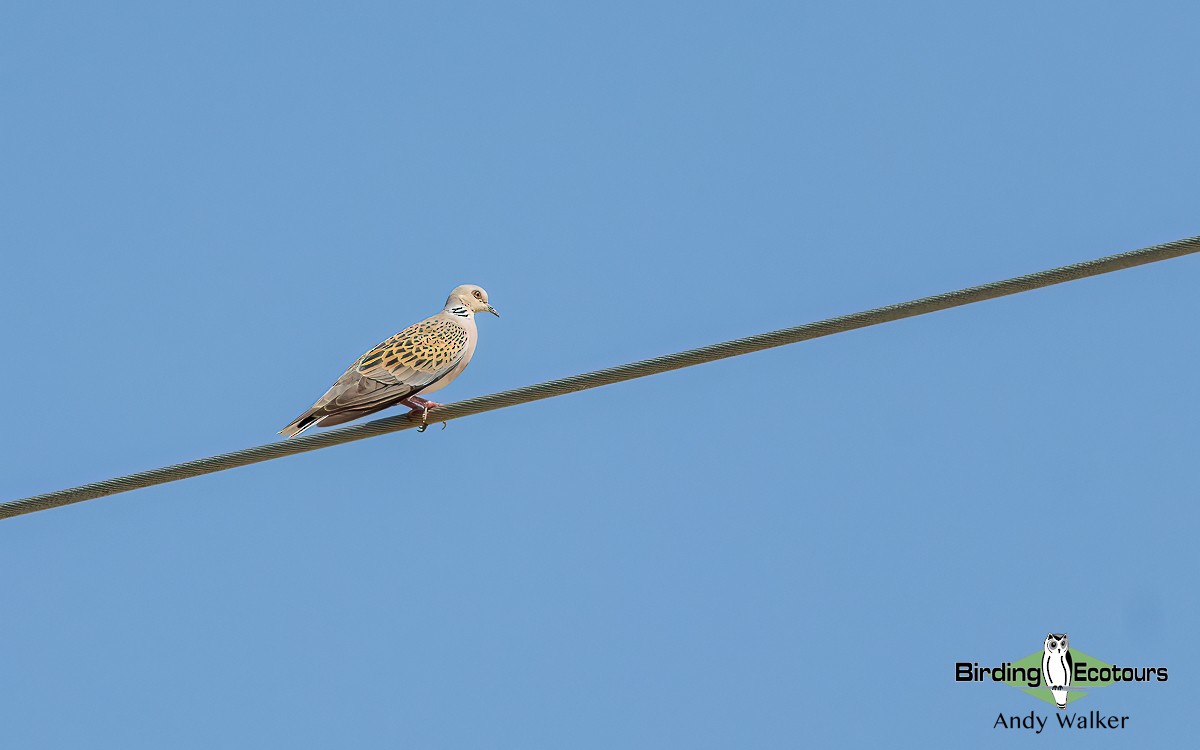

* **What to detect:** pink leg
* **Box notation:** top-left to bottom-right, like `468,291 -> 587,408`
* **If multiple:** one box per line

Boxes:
401,397 -> 446,432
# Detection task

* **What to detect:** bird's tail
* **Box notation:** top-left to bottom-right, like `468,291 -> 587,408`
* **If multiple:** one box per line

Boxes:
279,408 -> 322,438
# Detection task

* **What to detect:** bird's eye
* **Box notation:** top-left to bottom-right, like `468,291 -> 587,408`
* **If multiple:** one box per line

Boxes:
473,290 -> 483,299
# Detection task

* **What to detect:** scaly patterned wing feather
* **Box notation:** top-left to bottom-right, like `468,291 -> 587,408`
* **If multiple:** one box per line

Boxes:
280,316 -> 470,435
354,316 -> 470,389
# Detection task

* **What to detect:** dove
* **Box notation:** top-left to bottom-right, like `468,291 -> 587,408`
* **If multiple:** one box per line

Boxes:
279,284 -> 498,437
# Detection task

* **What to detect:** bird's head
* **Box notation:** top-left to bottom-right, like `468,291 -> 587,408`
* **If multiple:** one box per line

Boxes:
446,284 -> 499,317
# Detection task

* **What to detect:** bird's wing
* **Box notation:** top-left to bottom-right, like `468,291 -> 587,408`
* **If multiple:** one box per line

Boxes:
318,316 -> 469,411
279,315 -> 469,436
355,315 -> 470,388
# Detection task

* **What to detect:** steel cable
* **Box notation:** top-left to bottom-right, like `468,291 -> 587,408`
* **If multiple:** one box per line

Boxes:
3,234 -> 1199,521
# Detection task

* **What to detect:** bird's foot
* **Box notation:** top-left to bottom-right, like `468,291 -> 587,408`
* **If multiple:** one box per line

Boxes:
402,397 -> 447,432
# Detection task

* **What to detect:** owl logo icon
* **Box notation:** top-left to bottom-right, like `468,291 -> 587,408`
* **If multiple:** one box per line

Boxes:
1042,633 -> 1072,709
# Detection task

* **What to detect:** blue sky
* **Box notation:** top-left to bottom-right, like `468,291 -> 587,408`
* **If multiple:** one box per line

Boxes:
2,1 -> 1197,746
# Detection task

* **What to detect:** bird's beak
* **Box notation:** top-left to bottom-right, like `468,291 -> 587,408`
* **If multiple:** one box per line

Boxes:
487,305 -> 500,317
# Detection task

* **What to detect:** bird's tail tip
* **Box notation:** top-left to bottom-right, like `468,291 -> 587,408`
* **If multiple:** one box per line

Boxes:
279,412 -> 319,438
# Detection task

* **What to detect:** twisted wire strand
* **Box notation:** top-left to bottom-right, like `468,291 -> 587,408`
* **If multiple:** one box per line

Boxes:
3,234 -> 1199,521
